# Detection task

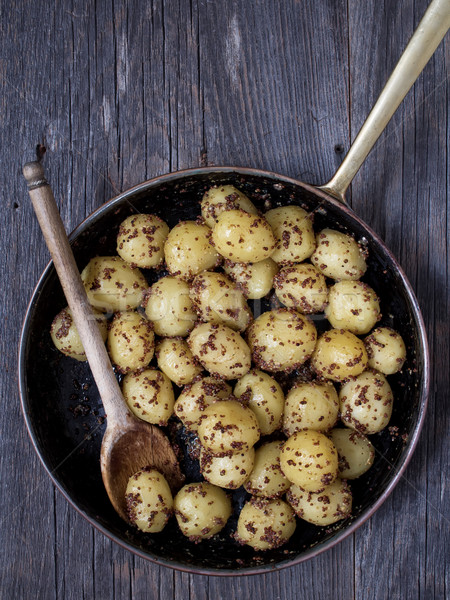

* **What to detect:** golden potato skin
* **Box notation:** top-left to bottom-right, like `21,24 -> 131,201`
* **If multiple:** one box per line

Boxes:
174,482 -> 232,540
81,256 -> 148,312
340,369 -> 393,434
188,322 -> 251,380
234,370 -> 285,435
280,430 -> 339,492
116,213 -> 169,268
107,311 -> 154,373
145,276 -> 197,337
200,447 -> 255,489
265,205 -> 316,265
156,338 -> 202,386
329,428 -> 375,479
224,257 -> 278,299
125,468 -> 173,533
164,221 -> 220,280
311,228 -> 367,280
283,381 -> 339,435
244,441 -> 291,498
364,327 -> 407,374
247,308 -> 317,373
50,307 -> 107,361
325,280 -> 380,335
235,497 -> 296,550
212,209 -> 276,263
122,368 -> 175,426
311,328 -> 368,381
287,479 -> 352,526
174,376 -> 232,432
201,185 -> 258,227
273,263 -> 328,314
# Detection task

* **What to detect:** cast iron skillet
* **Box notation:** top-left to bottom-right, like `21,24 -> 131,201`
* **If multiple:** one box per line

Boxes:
18,0 -> 447,575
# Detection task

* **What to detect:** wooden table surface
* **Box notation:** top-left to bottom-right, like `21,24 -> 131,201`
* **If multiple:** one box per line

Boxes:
1,1 -> 448,598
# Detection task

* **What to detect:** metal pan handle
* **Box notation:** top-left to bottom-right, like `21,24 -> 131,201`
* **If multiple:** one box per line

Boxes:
319,0 -> 450,203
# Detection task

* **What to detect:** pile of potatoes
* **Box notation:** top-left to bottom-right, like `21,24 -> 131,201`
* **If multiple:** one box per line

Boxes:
50,185 -> 407,550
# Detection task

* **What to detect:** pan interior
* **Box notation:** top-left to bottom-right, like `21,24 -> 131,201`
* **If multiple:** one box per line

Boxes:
20,169 -> 427,573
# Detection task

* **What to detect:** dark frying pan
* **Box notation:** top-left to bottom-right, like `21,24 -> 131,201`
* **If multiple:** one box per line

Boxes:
18,0 -> 448,575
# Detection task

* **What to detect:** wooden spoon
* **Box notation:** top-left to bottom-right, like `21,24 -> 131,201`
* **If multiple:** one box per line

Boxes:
23,161 -> 184,522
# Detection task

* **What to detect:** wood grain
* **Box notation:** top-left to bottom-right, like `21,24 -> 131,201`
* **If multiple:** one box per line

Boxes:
0,0 -> 448,598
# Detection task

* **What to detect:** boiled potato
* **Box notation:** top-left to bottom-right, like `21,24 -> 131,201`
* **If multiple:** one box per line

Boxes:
234,370 -> 284,435
283,381 -> 339,435
364,327 -> 407,374
164,221 -> 220,280
244,441 -> 291,498
81,256 -> 148,312
273,263 -> 328,314
156,338 -> 202,387
247,308 -> 317,372
144,276 -> 197,337
287,478 -> 352,526
122,368 -> 175,426
311,328 -> 368,381
200,446 -> 255,489
189,271 -> 252,332
265,205 -> 316,264
340,369 -> 393,434
116,213 -> 169,268
325,280 -> 380,334
197,399 -> 260,455
107,311 -> 154,373
174,482 -> 232,540
125,467 -> 173,533
201,184 -> 258,227
311,228 -> 367,280
174,376 -> 232,431
50,306 -> 107,361
280,430 -> 339,492
235,498 -> 296,550
188,322 -> 251,380
329,428 -> 375,479
212,209 -> 276,263
223,257 -> 278,299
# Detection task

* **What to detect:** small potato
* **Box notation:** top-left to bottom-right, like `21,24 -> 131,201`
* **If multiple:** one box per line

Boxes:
287,479 -> 352,526
116,213 -> 169,268
265,205 -> 316,264
201,184 -> 258,227
50,307 -> 107,361
125,467 -> 173,533
122,368 -> 175,426
247,308 -> 317,373
329,428 -> 375,479
280,430 -> 339,492
212,209 -> 276,263
273,263 -> 328,314
81,256 -> 148,312
234,370 -> 285,435
223,257 -> 278,299
174,376 -> 232,431
311,329 -> 368,381
325,280 -> 380,335
164,221 -> 220,280
197,399 -> 260,455
145,276 -> 197,337
200,446 -> 255,489
283,381 -> 339,435
107,311 -> 154,373
244,441 -> 291,498
156,338 -> 202,387
340,369 -> 393,434
189,271 -> 252,332
174,482 -> 232,540
311,228 -> 367,280
188,322 -> 251,380
364,327 -> 407,375
235,497 -> 296,551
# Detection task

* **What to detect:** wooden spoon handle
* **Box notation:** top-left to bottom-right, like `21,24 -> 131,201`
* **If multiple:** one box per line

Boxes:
23,161 -> 129,424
